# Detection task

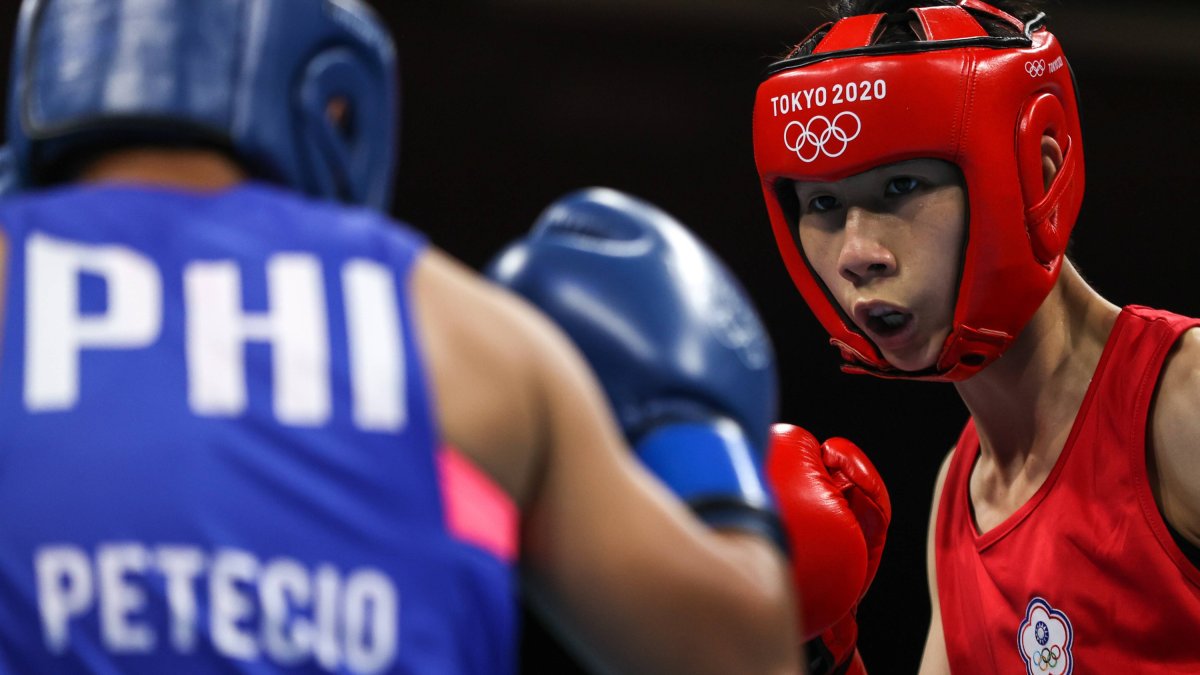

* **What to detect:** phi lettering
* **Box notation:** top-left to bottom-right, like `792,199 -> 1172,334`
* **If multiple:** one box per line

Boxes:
35,543 -> 398,673
23,232 -> 406,431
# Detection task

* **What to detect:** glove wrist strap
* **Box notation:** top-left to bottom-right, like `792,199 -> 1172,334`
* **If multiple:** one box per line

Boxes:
635,419 -> 787,552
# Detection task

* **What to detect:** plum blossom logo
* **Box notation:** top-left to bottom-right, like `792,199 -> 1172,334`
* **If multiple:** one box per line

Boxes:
783,111 -> 862,163
1018,597 -> 1073,675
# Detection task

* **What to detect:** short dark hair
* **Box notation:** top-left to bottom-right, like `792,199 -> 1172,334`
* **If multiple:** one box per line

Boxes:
828,0 -> 1043,19
790,0 -> 1047,57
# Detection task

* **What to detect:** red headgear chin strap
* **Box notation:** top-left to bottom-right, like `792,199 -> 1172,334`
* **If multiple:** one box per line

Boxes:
753,1 -> 1084,381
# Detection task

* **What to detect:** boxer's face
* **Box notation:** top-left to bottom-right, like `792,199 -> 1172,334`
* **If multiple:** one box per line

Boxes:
794,159 -> 965,372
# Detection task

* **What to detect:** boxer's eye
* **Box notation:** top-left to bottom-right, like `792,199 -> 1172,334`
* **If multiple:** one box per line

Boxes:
884,176 -> 920,197
808,195 -> 840,213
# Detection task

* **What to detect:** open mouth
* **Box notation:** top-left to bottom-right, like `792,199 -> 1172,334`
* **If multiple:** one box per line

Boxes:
854,302 -> 915,342
866,308 -> 913,338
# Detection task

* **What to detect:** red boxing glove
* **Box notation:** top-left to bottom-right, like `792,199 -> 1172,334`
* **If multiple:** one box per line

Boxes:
766,424 -> 891,674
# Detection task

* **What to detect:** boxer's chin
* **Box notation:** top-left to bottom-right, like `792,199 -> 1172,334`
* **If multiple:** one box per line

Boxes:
879,327 -> 949,373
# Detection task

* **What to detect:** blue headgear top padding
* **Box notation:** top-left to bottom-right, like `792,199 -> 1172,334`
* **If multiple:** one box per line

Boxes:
7,0 -> 398,210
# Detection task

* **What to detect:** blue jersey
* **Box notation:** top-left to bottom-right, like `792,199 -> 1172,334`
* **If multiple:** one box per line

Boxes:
0,184 -> 517,674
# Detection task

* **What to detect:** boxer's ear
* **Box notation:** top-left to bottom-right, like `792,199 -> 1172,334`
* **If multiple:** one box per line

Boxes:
1017,93 -> 1075,266
1042,134 -> 1064,192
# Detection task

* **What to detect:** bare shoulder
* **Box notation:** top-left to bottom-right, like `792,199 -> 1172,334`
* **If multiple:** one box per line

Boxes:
926,446 -> 957,604
410,248 -> 569,506
927,446 -> 956,546
919,447 -> 955,675
1151,327 -> 1200,466
932,447 -> 955,504
1149,327 -> 1200,542
411,247 -> 557,361
926,447 -> 956,586
1155,326 -> 1200,408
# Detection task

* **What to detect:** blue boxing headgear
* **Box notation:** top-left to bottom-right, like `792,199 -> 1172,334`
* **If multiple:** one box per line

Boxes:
7,0 -> 398,209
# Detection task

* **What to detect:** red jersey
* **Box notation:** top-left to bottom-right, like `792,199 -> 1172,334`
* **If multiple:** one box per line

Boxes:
935,306 -> 1200,674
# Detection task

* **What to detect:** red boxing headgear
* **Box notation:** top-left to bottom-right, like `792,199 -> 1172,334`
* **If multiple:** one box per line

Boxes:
753,1 -> 1084,381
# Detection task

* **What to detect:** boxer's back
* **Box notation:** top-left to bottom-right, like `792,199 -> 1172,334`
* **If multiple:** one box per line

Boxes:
0,183 -> 515,674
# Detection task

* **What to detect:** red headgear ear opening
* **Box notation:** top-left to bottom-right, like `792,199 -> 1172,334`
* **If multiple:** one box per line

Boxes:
1018,92 -> 1078,266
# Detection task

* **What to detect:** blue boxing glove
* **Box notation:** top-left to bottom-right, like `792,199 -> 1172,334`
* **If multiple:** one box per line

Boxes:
487,187 -> 782,544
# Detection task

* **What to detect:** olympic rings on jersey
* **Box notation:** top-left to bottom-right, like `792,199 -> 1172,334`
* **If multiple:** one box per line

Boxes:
1025,59 -> 1046,77
783,111 -> 862,163
1036,645 -> 1061,671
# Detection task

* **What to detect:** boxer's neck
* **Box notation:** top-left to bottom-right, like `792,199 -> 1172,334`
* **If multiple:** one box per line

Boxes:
78,148 -> 247,192
954,262 -> 1120,483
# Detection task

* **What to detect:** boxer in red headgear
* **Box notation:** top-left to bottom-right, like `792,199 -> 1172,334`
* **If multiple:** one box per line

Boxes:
755,1 -> 1200,672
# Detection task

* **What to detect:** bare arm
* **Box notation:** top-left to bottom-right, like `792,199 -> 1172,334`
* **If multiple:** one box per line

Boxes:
1149,328 -> 1200,549
918,450 -> 953,675
414,249 -> 798,675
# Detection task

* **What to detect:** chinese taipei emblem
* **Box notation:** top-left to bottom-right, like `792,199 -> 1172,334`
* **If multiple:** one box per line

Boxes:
1018,597 -> 1074,674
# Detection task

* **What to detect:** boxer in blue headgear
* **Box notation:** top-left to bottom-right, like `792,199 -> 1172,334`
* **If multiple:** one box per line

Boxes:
7,0 -> 396,208
0,2 -> 799,673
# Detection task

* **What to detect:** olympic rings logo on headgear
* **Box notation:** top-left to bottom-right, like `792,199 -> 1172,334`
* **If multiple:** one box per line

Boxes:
1036,645 -> 1062,671
783,111 -> 862,163
1025,59 -> 1046,77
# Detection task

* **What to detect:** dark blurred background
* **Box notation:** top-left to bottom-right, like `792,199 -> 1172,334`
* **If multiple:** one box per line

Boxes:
4,1 -> 1199,672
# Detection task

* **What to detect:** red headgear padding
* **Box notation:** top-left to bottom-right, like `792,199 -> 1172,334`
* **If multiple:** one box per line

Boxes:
753,1 -> 1084,381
